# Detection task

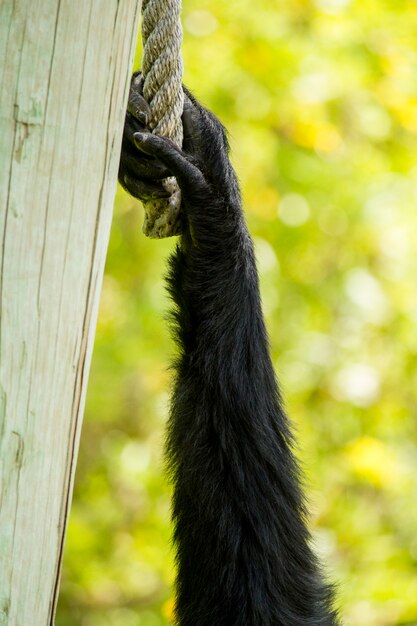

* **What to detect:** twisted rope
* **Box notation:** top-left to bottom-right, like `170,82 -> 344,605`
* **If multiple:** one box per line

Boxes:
140,0 -> 184,238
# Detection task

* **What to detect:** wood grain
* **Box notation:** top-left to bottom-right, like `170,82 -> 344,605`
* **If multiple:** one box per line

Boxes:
0,1 -> 141,623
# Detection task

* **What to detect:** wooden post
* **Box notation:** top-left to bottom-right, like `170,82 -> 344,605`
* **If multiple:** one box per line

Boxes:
0,1 -> 141,623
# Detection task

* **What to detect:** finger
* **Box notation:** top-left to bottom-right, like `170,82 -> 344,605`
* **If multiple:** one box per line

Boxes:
131,70 -> 143,83
120,140 -> 171,179
127,93 -> 151,126
182,92 -> 200,131
124,112 -> 146,142
127,73 -> 151,126
134,157 -> 171,180
182,95 -> 203,151
123,112 -> 162,158
182,87 -> 229,154
133,132 -> 206,187
121,174 -> 171,201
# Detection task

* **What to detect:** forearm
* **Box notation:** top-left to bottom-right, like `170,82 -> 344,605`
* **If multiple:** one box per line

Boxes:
171,207 -> 266,377
168,206 -> 296,479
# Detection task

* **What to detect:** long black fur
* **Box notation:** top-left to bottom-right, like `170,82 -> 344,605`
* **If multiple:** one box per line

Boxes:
119,74 -> 339,626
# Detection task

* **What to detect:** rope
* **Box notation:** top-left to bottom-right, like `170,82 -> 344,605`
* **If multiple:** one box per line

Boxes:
140,0 -> 184,238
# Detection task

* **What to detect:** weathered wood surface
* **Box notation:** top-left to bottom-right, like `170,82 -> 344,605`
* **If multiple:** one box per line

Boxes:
0,1 -> 141,623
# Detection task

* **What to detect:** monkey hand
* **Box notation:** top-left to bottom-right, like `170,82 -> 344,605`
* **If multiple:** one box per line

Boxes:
118,73 -> 239,218
118,72 -> 172,202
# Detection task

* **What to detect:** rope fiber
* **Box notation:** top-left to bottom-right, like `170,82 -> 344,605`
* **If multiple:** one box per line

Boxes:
140,0 -> 184,238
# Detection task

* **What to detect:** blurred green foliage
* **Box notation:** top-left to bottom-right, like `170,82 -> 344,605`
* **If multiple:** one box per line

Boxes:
57,0 -> 417,624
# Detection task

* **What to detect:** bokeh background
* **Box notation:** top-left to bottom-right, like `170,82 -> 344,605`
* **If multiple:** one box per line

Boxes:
57,0 -> 417,624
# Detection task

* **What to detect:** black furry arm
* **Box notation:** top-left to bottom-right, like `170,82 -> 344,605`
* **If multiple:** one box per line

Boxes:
119,76 -> 339,626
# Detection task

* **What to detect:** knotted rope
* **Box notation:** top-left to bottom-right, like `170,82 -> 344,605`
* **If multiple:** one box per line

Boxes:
140,0 -> 184,238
